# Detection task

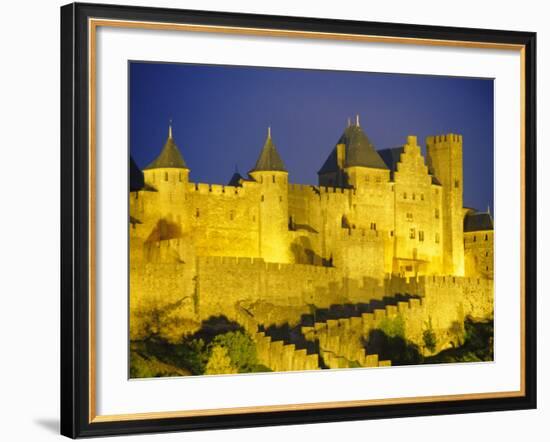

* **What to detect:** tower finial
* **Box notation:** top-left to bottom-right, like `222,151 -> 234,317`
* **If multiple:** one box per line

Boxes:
168,118 -> 173,139
268,126 -> 271,138
347,117 -> 351,127
356,114 -> 360,127
487,204 -> 491,215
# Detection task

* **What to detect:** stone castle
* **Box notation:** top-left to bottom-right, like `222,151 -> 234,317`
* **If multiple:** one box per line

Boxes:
129,117 -> 494,370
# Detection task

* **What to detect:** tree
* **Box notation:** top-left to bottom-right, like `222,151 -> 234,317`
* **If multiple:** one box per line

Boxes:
422,318 -> 437,353
205,345 -> 237,375
211,331 -> 258,372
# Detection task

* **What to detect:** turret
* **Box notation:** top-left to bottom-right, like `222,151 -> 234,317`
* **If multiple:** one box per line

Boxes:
426,134 -> 465,275
318,115 -> 389,189
143,121 -> 190,187
142,121 -> 189,225
249,127 -> 289,263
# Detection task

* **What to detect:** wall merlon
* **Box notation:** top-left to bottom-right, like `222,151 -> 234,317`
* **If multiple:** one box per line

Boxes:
314,322 -> 327,332
361,312 -> 374,324
374,309 -> 386,321
386,305 -> 398,318
409,298 -> 421,309
283,343 -> 296,354
397,301 -> 410,313
365,354 -> 379,367
338,318 -> 351,330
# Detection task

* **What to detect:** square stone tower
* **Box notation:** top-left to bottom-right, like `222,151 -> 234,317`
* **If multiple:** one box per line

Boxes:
426,134 -> 465,276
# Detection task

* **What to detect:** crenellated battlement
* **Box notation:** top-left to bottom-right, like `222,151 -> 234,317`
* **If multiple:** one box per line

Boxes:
426,133 -> 463,144
385,274 -> 493,295
197,255 -> 338,275
288,183 -> 316,193
187,182 -> 249,196
418,275 -> 493,290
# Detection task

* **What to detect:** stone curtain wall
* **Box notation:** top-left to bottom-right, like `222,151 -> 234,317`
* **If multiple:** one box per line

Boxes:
130,244 -> 493,346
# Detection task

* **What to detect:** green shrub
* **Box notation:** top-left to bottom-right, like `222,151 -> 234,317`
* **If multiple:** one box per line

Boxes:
205,345 -> 237,375
211,330 -> 258,372
422,318 -> 437,353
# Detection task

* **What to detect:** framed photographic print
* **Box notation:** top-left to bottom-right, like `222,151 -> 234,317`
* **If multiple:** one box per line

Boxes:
60,2 -> 537,438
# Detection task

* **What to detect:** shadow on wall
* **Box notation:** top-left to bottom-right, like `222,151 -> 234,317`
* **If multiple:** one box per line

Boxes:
299,293 -> 420,326
362,329 -> 423,366
146,218 -> 183,242
261,322 -> 319,355
290,235 -> 332,266
190,315 -> 244,342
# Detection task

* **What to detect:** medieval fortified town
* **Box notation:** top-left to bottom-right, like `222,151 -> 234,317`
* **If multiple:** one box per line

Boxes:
129,116 -> 494,375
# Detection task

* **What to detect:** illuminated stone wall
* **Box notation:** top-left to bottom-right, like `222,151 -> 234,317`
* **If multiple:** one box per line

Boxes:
129,132 -> 494,359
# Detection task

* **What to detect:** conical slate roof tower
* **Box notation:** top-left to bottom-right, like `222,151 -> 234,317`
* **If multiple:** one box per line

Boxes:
250,127 -> 287,173
144,123 -> 188,170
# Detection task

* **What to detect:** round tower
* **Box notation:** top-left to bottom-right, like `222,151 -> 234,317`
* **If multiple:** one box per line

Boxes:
249,127 -> 290,263
142,121 -> 190,231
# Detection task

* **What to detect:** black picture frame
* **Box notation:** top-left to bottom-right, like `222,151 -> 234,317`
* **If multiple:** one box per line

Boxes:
60,2 -> 537,438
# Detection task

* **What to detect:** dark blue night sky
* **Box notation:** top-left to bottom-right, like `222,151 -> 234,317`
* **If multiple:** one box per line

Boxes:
130,62 -> 494,213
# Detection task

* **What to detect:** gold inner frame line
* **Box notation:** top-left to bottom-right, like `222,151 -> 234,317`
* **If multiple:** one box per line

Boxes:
87,17 -> 527,423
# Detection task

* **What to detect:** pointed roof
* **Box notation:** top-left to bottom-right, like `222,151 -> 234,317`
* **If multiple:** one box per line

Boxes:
250,127 -> 287,173
144,123 -> 188,170
228,171 -> 244,186
464,211 -> 494,232
129,156 -> 144,191
318,118 -> 388,174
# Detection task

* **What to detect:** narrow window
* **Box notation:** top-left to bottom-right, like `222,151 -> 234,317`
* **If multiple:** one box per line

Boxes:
485,234 -> 488,241
229,210 -> 235,221
404,192 -> 407,199
412,193 -> 416,200
454,179 -> 460,188
195,208 -> 200,218
435,209 -> 440,219
473,235 -> 477,242
421,194 -> 424,201
370,222 -> 377,231
486,251 -> 489,257
419,231 -> 424,242
261,195 -> 264,202
272,175 -> 275,183
179,172 -> 183,182
435,233 -> 440,244
409,228 -> 415,239
165,172 -> 168,182
390,230 -> 394,237
279,196 -> 283,203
